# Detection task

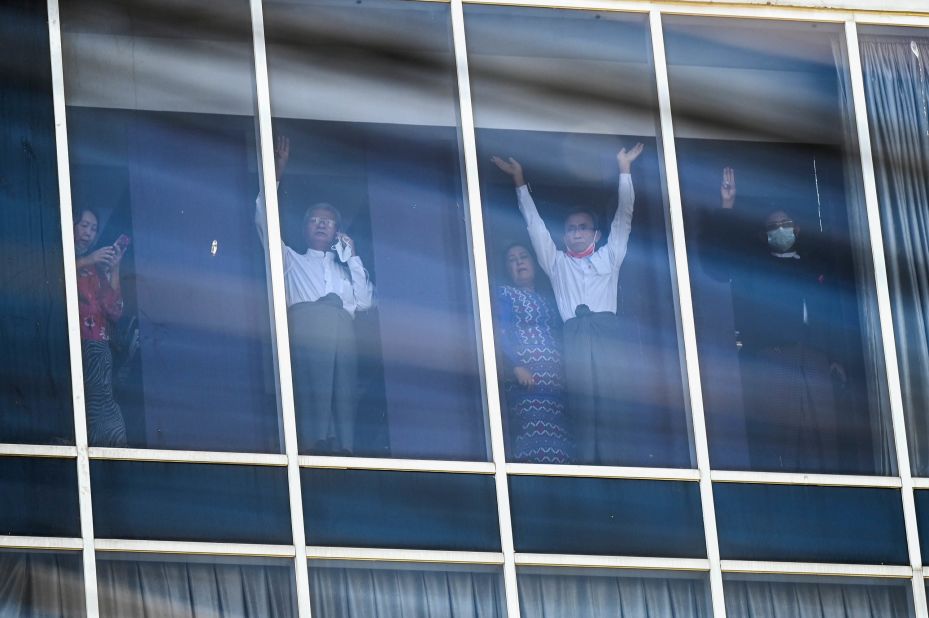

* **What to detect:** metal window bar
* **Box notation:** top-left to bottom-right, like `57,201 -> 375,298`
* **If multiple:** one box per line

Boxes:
246,0 -> 313,615
45,0 -> 101,615
448,0 -> 522,615
844,18 -> 929,618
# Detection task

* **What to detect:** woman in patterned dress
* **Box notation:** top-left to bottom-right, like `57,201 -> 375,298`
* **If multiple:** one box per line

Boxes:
494,243 -> 573,463
74,209 -> 128,447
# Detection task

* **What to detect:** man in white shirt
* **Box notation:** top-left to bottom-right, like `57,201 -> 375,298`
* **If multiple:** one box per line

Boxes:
256,136 -> 375,455
492,144 -> 643,465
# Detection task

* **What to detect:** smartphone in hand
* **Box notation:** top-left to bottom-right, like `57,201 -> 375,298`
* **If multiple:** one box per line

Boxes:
114,234 -> 131,253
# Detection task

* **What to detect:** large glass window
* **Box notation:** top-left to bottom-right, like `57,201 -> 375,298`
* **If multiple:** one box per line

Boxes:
466,6 -> 693,468
1,0 -> 73,446
724,574 -> 914,618
97,554 -> 297,618
518,567 -> 710,618
664,17 -> 895,475
0,549 -> 85,617
60,0 -> 281,453
857,26 -> 929,478
262,0 -> 487,460
309,560 -> 504,617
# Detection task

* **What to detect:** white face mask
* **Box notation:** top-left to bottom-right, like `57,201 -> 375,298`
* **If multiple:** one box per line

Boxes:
767,226 -> 796,252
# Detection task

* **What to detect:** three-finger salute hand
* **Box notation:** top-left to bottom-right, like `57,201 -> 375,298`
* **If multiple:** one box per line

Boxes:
720,166 -> 736,209
617,143 -> 644,174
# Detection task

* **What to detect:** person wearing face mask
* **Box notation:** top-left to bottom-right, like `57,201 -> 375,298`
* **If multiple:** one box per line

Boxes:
492,144 -> 643,466
74,208 -> 129,447
255,136 -> 375,455
700,167 -> 846,472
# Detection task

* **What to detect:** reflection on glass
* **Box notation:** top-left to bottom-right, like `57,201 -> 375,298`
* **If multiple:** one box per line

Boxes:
665,16 -> 895,474
0,549 -> 85,617
519,567 -> 710,618
509,476 -> 705,557
715,483 -> 907,565
91,461 -> 292,544
302,469 -> 500,552
309,560 -> 504,617
60,0 -> 280,452
262,0 -> 486,460
0,457 -> 80,538
724,574 -> 914,618
466,6 -> 692,468
97,554 -> 296,618
1,0 -> 73,445
858,27 -> 929,477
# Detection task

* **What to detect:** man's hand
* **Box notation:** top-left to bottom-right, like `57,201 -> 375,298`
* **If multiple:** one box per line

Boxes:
274,134 -> 290,182
720,167 -> 736,209
617,143 -> 644,174
337,233 -> 356,258
513,366 -> 534,388
491,156 -> 525,187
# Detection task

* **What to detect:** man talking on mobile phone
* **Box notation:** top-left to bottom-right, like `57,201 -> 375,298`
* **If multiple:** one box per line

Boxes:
255,135 -> 375,455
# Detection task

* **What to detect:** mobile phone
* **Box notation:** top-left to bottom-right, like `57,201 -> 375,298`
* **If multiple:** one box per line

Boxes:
114,234 -> 131,252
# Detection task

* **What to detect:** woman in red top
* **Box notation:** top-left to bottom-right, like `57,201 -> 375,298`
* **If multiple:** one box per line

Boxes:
74,209 -> 127,447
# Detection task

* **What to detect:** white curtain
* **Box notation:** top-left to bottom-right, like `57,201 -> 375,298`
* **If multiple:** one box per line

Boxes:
724,579 -> 912,618
0,552 -> 85,617
517,573 -> 709,618
309,566 -> 504,618
859,36 -> 929,477
96,558 -> 296,618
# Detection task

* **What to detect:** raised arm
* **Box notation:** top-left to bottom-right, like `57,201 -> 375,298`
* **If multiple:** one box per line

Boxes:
491,156 -> 558,275
255,135 -> 291,253
606,143 -> 643,266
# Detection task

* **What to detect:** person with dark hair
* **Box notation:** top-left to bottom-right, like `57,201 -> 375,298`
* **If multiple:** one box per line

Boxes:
255,136 -> 374,455
493,243 -> 573,463
492,144 -> 644,465
700,167 -> 847,472
74,208 -> 128,447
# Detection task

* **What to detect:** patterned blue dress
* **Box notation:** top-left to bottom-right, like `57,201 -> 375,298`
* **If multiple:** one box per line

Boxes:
494,285 -> 573,464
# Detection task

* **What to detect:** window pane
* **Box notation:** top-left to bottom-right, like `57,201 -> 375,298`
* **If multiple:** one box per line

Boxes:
0,549 -> 85,617
0,457 -> 80,538
91,461 -> 291,544
715,483 -> 907,564
60,0 -> 281,452
858,26 -> 929,477
509,476 -> 705,557
302,469 -> 500,552
724,574 -> 914,618
262,0 -> 487,460
97,554 -> 296,618
664,16 -> 895,475
912,489 -> 929,560
309,560 -> 504,617
519,567 -> 710,618
466,5 -> 693,468
1,0 -> 74,445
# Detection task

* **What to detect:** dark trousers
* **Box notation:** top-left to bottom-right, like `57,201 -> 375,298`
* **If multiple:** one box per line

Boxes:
563,309 -> 640,466
288,295 -> 357,455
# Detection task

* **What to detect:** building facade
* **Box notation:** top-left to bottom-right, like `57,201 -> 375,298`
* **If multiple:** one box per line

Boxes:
3,0 -> 929,616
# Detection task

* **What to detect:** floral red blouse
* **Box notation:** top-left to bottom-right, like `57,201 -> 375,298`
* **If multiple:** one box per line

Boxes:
77,265 -> 123,342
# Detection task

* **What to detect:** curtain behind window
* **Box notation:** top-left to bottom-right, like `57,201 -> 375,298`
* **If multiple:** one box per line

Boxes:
0,551 -> 85,617
517,572 -> 709,618
858,36 -> 929,476
724,579 -> 913,617
310,565 -> 504,618
96,557 -> 296,618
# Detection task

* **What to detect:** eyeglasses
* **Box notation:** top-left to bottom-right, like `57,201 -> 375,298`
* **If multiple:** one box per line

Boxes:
308,217 -> 336,228
566,224 -> 595,234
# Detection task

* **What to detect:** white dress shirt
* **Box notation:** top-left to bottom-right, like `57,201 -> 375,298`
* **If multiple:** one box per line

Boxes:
256,192 -> 375,316
517,174 -> 634,322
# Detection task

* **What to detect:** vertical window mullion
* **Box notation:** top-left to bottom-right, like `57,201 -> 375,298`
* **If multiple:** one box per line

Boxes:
45,0 -> 100,615
843,19 -> 928,618
648,9 -> 727,618
246,0 -> 313,615
449,0 -> 521,615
